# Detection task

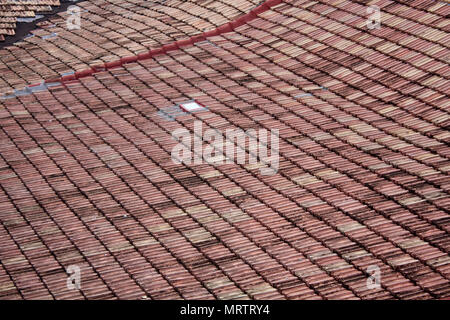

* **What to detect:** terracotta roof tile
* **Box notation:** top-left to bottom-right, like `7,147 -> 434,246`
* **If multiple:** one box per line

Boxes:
0,0 -> 59,42
0,0 -> 449,300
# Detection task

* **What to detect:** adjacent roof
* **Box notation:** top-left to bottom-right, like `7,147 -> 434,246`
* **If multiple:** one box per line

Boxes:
0,0 -> 61,42
0,0 -> 449,300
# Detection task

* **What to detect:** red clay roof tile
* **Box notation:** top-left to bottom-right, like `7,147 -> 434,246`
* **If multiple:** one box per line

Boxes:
0,0 -> 449,300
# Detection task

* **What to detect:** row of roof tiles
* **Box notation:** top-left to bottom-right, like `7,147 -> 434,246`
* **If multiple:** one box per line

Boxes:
0,0 -> 448,299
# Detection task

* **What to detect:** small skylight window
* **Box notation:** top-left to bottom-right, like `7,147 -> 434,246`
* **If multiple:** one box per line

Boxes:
179,101 -> 207,113
157,100 -> 208,121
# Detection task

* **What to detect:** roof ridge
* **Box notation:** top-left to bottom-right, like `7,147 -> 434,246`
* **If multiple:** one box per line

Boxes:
41,0 -> 284,85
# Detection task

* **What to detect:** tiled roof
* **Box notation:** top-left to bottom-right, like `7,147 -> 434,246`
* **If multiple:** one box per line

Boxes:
0,0 -> 59,41
0,0 -> 449,300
